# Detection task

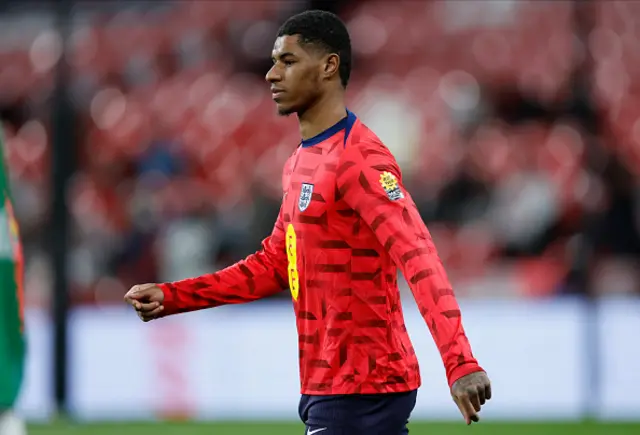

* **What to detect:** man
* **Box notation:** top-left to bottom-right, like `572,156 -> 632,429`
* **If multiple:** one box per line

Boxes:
125,10 -> 491,434
0,126 -> 27,435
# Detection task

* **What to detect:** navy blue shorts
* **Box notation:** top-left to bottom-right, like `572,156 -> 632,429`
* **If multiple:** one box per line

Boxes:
298,390 -> 418,435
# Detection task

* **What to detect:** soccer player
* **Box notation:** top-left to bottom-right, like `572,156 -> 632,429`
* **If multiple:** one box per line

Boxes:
125,10 -> 491,434
0,127 -> 27,435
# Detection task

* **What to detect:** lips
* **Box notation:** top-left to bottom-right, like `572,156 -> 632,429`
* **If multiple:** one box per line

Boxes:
271,88 -> 285,99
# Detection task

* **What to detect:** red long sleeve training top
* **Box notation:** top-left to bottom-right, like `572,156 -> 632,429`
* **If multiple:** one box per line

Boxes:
159,110 -> 484,395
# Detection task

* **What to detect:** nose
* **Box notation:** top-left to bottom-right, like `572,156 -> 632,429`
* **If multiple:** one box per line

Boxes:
265,64 -> 280,83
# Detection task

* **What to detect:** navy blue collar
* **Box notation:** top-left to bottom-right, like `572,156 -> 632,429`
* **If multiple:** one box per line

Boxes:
300,110 -> 357,148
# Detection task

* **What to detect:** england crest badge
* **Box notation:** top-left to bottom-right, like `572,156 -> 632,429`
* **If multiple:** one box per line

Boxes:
379,171 -> 404,201
298,183 -> 314,212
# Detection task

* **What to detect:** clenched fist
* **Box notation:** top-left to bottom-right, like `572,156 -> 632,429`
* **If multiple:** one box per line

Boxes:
451,370 -> 491,425
124,283 -> 165,322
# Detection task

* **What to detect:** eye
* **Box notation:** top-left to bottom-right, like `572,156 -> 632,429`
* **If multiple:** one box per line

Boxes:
283,60 -> 295,66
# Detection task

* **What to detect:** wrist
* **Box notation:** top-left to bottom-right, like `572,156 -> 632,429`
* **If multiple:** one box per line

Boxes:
448,364 -> 484,389
157,283 -> 177,314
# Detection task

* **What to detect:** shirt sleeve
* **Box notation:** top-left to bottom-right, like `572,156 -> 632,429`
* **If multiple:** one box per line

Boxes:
158,205 -> 289,316
336,142 -> 484,388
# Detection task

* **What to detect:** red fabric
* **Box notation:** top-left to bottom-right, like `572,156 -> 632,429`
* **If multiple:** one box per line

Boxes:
159,113 -> 482,394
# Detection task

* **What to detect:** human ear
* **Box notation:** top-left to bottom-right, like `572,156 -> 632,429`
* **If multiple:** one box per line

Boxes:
323,53 -> 340,81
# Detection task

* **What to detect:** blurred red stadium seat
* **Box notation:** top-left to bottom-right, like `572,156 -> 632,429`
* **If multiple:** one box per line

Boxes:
4,0 -> 638,300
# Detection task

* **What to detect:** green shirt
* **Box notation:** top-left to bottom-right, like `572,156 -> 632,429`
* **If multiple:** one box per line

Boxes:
0,126 -> 25,409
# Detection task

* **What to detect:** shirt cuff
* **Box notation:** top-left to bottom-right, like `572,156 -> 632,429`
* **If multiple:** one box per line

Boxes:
448,364 -> 485,389
157,282 -> 178,315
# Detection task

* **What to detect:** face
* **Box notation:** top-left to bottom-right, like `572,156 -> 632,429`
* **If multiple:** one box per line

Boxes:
266,35 -> 333,116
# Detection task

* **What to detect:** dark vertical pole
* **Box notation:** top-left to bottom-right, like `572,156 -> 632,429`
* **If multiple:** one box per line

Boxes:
51,0 -> 74,417
570,0 -> 599,422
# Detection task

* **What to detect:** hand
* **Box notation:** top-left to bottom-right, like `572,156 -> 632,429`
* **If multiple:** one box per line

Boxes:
124,283 -> 165,322
451,370 -> 491,425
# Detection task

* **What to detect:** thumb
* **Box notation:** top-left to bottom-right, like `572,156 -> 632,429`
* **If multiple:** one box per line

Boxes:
453,395 -> 474,425
124,284 -> 158,302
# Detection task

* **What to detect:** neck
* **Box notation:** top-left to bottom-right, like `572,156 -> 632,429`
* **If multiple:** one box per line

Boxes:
298,89 -> 347,141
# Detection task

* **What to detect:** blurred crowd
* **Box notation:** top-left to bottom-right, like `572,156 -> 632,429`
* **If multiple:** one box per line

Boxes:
1,0 -> 640,308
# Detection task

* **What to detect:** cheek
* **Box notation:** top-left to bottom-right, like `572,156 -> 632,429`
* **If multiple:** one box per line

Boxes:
299,71 -> 320,95
283,68 -> 320,103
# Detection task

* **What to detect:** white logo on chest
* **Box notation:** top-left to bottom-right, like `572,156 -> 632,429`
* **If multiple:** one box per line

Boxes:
298,183 -> 314,212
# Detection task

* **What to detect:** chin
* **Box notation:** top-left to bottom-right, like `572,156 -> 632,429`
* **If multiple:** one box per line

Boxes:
277,104 -> 296,117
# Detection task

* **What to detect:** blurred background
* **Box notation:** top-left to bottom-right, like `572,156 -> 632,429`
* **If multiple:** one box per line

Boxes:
1,0 -> 640,433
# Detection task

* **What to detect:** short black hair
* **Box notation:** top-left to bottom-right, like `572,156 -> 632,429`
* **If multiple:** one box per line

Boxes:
277,10 -> 352,88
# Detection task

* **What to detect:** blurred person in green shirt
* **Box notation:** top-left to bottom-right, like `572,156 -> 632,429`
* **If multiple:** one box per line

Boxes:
0,127 -> 26,435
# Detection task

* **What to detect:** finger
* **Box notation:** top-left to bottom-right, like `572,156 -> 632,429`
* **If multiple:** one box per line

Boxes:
462,398 -> 479,424
140,305 -> 164,322
454,396 -> 477,425
124,293 -> 139,307
485,381 -> 492,400
138,311 -> 154,322
146,305 -> 164,317
478,385 -> 486,405
127,299 -> 145,310
469,389 -> 482,412
125,284 -> 157,302
137,301 -> 161,313
125,293 -> 145,307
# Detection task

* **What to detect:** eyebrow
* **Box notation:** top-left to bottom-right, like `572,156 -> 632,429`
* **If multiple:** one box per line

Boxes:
272,52 -> 297,62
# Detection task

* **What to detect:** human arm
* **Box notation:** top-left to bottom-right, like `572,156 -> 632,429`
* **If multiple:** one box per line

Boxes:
125,206 -> 289,318
336,142 -> 490,423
